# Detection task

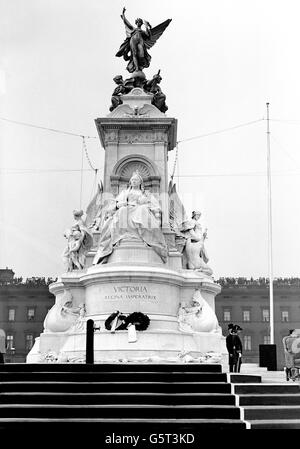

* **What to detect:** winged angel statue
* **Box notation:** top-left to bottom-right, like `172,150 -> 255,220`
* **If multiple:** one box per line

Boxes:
116,7 -> 172,74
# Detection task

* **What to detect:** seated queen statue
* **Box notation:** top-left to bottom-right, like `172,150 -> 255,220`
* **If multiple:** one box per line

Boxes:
93,171 -> 168,264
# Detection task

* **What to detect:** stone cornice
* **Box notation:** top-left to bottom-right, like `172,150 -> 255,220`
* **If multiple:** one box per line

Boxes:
48,266 -> 220,294
95,117 -> 177,152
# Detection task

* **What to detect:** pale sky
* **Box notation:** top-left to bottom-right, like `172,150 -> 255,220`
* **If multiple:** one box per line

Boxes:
1,0 -> 300,280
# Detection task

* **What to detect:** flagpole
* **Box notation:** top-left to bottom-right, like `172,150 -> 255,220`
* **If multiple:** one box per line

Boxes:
266,102 -> 274,344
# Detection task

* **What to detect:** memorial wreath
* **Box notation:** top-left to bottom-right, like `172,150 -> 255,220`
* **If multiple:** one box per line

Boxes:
126,312 -> 150,331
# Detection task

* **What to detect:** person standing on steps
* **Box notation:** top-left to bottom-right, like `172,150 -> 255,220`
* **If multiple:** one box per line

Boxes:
282,329 -> 298,381
226,323 -> 243,373
0,329 -> 6,364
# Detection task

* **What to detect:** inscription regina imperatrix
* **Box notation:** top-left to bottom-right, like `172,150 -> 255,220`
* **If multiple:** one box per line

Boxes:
104,285 -> 157,301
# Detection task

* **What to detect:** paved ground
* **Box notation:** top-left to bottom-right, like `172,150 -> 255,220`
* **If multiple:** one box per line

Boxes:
222,363 -> 292,383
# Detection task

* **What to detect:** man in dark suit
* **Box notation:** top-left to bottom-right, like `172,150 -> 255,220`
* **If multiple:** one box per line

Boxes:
0,329 -> 5,364
105,311 -> 129,332
226,323 -> 243,373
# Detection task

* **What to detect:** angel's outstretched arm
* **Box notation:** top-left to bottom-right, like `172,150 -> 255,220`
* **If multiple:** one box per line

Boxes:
121,7 -> 133,30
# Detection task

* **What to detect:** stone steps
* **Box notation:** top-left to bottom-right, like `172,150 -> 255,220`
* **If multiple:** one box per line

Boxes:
0,403 -> 242,419
244,405 -> 300,420
0,381 -> 233,393
0,371 -> 227,383
232,380 -> 300,428
0,392 -> 236,405
239,394 -> 300,406
234,383 -> 299,394
2,363 -> 300,429
0,363 -> 222,372
0,363 -> 246,430
0,417 -> 247,431
249,419 -> 300,429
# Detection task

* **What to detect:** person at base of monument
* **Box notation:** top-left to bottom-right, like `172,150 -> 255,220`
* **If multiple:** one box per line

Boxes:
105,311 -> 128,332
105,311 -> 137,343
93,171 -> 168,264
282,329 -> 300,381
226,323 -> 243,373
0,329 -> 5,364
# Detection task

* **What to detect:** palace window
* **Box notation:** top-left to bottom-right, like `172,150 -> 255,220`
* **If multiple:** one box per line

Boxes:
25,334 -> 34,351
281,310 -> 289,322
6,335 -> 14,350
243,310 -> 251,322
27,307 -> 36,321
8,308 -> 16,322
263,335 -> 271,344
243,335 -> 252,351
223,310 -> 231,322
262,309 -> 269,322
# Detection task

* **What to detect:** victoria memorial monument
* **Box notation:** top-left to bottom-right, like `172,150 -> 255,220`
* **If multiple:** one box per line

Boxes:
27,9 -> 226,364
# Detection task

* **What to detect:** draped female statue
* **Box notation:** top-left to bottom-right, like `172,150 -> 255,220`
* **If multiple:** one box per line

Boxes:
93,171 -> 168,264
62,210 -> 93,271
182,211 -> 212,274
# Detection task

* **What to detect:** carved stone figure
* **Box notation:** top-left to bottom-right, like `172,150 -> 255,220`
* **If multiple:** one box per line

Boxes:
70,304 -> 86,332
144,70 -> 168,113
93,171 -> 168,264
62,210 -> 93,271
168,182 -> 213,273
116,7 -> 172,75
178,289 -> 220,333
44,290 -> 85,333
182,211 -> 212,274
109,75 -> 132,112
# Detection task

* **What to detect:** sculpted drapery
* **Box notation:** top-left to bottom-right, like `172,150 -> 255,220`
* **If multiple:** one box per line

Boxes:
182,211 -> 211,272
93,171 -> 167,264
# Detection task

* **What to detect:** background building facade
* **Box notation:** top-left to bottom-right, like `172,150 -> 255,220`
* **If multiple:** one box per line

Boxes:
0,269 -> 55,362
1,269 -> 299,368
215,277 -> 300,369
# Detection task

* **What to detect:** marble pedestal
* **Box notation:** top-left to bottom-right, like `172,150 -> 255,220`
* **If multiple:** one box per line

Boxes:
27,241 -> 226,364
27,88 -> 226,364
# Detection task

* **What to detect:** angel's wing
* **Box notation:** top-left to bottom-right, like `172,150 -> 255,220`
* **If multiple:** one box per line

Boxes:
145,18 -> 172,49
168,180 -> 189,233
85,181 -> 103,228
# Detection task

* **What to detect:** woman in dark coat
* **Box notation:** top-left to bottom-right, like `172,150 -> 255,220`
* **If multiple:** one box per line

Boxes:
226,323 -> 243,373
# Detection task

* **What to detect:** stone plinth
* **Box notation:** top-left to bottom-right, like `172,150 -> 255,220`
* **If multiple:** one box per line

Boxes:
27,257 -> 225,363
37,329 -> 226,363
95,88 -> 177,230
106,239 -> 164,266
26,87 -> 226,365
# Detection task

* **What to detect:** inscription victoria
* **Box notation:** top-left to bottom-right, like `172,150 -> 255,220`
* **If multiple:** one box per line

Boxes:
104,285 -> 157,301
